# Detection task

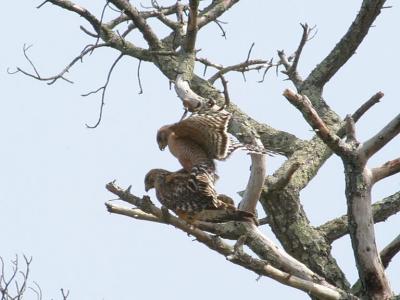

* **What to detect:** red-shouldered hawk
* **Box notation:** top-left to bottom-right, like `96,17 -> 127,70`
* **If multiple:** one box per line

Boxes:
144,167 -> 256,224
156,112 -> 267,172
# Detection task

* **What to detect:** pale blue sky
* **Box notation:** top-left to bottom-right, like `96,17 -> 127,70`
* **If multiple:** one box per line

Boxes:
1,1 -> 399,299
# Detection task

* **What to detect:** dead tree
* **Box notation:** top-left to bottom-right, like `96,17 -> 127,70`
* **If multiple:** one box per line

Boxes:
0,255 -> 69,300
12,1 -> 400,299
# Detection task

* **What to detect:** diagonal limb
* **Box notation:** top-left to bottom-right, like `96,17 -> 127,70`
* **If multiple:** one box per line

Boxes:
305,0 -> 387,88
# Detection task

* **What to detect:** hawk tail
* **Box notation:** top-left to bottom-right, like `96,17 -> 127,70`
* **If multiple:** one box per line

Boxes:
224,139 -> 275,159
194,208 -> 258,225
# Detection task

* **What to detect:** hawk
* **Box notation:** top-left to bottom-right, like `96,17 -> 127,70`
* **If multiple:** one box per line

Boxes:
144,167 -> 256,224
156,112 -> 268,172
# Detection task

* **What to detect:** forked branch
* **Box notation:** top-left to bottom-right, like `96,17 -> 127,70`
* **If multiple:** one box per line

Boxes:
278,23 -> 316,88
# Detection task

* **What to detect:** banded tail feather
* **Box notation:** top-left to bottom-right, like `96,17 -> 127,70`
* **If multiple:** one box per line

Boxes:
224,138 -> 275,160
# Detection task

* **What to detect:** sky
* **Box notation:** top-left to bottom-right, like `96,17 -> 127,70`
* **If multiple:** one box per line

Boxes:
1,1 -> 399,299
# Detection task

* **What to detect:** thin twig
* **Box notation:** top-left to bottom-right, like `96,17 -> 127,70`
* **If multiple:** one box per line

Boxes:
83,54 -> 125,129
137,59 -> 143,94
218,74 -> 230,110
214,19 -> 227,39
8,43 -> 108,85
36,0 -> 50,9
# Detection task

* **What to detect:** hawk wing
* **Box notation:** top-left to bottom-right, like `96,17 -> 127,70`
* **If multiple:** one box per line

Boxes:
169,112 -> 231,160
157,169 -> 257,224
161,170 -> 219,213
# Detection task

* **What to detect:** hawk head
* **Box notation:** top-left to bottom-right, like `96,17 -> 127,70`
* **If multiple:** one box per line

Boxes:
156,125 -> 171,151
144,168 -> 170,192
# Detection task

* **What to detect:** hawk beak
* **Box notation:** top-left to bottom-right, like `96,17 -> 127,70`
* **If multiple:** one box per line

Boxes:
145,182 -> 154,192
158,144 -> 166,151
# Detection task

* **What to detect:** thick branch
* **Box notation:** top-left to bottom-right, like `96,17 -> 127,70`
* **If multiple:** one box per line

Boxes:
238,143 -> 266,214
305,0 -> 386,88
371,158 -> 400,184
344,165 -> 392,298
46,0 -> 153,61
47,0 -> 102,32
352,234 -> 400,296
174,74 -> 211,112
352,91 -> 384,122
228,250 -> 349,300
184,0 -> 199,53
197,0 -> 240,29
319,191 -> 400,243
106,3 -> 184,29
265,162 -> 301,192
109,0 -> 162,49
361,113 -> 400,159
106,203 -> 164,223
105,182 -> 350,299
381,234 -> 400,269
282,89 -> 350,156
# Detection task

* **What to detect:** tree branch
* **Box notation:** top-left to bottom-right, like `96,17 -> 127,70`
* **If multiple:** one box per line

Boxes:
184,0 -> 199,53
106,202 -> 165,223
265,162 -> 301,192
352,233 -> 400,296
105,182 -> 354,300
45,0 -> 153,61
278,23 -> 316,88
381,234 -> 400,269
305,0 -> 387,88
361,113 -> 400,159
8,43 -> 107,85
82,53 -> 124,128
106,3 -> 185,29
46,0 -> 102,33
318,191 -> 400,243
352,91 -> 384,122
197,0 -> 240,29
109,0 -> 162,49
207,58 -> 275,84
174,74 -> 213,112
371,158 -> 400,184
238,142 -> 266,214
282,89 -> 350,156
